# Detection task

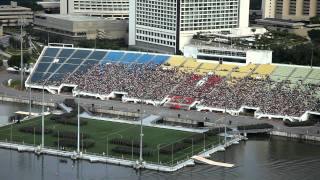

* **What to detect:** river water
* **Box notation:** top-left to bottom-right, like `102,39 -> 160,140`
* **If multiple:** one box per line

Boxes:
0,102 -> 320,180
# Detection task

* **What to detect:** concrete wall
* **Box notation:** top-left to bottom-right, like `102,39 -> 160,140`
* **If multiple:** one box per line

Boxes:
246,50 -> 273,64
271,131 -> 320,142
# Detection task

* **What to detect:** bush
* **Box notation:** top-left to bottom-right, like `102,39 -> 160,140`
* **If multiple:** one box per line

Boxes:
19,126 -> 52,134
183,134 -> 204,144
54,139 -> 95,148
112,146 -> 153,156
237,123 -> 273,130
8,53 -> 31,68
51,114 -> 88,126
205,127 -> 232,136
64,99 -> 76,109
52,131 -> 90,139
63,99 -> 85,113
160,143 -> 189,154
283,120 -> 316,127
109,138 -> 147,148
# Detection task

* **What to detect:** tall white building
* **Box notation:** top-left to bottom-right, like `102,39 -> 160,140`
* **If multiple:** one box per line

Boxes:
60,0 -> 129,18
129,0 -> 250,54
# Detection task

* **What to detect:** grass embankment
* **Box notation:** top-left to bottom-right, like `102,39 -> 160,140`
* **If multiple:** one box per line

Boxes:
7,79 -> 24,90
0,116 -> 220,165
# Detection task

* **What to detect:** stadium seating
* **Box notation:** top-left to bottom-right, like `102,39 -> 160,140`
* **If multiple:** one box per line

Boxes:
42,47 -> 60,57
195,62 -> 218,75
87,51 -> 107,60
27,46 -> 320,118
215,64 -> 237,77
230,72 -> 248,79
305,68 -> 320,80
236,64 -> 257,73
270,66 -> 295,82
290,67 -> 311,78
34,63 -> 51,73
103,51 -> 124,63
137,54 -> 154,64
164,56 -> 185,67
180,59 -> 201,72
121,53 -> 141,63
199,62 -> 218,70
152,55 -> 170,64
251,64 -> 276,78
215,64 -> 236,72
57,49 -> 75,58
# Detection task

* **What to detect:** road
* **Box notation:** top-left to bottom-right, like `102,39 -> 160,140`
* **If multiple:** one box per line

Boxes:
0,70 -> 319,137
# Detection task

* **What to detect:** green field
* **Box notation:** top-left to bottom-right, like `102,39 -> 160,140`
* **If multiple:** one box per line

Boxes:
0,116 -> 221,165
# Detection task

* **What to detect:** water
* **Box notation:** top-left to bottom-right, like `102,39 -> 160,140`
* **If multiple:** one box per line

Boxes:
0,102 -> 320,180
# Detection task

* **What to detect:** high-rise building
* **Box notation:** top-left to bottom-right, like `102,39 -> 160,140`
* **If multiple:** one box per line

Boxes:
60,0 -> 129,19
129,0 -> 250,54
262,0 -> 320,21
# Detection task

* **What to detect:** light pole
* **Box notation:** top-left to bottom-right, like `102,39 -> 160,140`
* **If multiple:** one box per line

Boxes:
310,43 -> 314,68
41,77 -> 50,148
77,89 -> 80,154
157,144 -> 164,164
106,133 -> 123,156
29,86 -> 32,117
41,83 -> 45,148
19,17 -> 25,90
139,116 -> 144,164
203,133 -> 206,151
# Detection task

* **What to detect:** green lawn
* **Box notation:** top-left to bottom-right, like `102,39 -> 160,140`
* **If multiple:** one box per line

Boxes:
0,116 -> 221,165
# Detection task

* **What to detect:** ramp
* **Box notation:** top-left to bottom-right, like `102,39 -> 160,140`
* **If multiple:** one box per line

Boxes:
192,155 -> 234,168
15,111 -> 39,116
141,115 -> 162,126
58,103 -> 73,113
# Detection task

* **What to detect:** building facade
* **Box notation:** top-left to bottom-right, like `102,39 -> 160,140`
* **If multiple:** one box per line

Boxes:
60,0 -> 129,19
34,14 -> 128,40
129,0 -> 250,54
0,1 -> 33,27
262,0 -> 320,21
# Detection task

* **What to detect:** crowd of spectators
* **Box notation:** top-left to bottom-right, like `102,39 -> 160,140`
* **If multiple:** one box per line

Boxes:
201,78 -> 319,117
32,62 -> 320,117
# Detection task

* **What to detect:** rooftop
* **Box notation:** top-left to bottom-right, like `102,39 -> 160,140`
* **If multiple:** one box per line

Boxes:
36,14 -> 107,22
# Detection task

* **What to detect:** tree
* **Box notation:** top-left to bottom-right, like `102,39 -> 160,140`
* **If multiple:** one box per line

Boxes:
310,16 -> 320,24
308,29 -> 320,44
8,53 -> 30,67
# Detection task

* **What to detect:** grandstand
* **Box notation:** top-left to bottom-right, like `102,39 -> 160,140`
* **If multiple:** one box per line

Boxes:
26,45 -> 320,122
